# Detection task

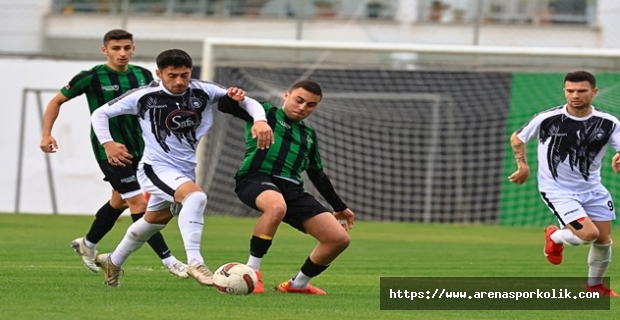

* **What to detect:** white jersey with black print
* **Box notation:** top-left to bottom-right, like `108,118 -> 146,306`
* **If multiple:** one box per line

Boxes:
91,79 -> 266,173
517,104 -> 620,194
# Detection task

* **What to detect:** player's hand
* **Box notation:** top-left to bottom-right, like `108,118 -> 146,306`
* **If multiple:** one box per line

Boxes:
334,209 -> 355,231
613,153 -> 620,173
103,142 -> 133,167
227,87 -> 246,101
508,166 -> 530,184
40,135 -> 58,153
251,121 -> 274,150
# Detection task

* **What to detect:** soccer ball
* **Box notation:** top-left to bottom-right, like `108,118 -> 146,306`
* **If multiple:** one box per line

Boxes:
213,262 -> 258,295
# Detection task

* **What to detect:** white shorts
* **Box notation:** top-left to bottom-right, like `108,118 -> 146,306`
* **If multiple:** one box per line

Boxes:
138,162 -> 194,212
540,187 -> 616,227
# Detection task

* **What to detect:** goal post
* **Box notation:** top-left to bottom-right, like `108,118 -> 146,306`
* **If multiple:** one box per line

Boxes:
198,37 -> 620,226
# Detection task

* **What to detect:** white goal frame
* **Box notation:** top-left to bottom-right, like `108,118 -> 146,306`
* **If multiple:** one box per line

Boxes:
200,38 -> 620,82
198,38 -> 620,222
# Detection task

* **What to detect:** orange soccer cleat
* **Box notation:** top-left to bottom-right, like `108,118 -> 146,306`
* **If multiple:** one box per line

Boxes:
253,270 -> 264,294
276,280 -> 326,295
586,284 -> 619,297
544,225 -> 563,265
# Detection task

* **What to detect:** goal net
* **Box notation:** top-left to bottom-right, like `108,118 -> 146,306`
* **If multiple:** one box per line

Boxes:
197,38 -> 620,226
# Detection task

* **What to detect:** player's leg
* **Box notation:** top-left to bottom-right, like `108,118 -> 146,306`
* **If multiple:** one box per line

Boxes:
99,203 -> 175,287
584,220 -> 617,296
111,158 -> 186,277
98,162 -> 185,287
276,190 -> 350,295
540,192 -> 597,265
123,193 -> 186,276
173,180 -> 212,285
235,173 -> 287,293
71,163 -> 128,272
582,189 -> 617,296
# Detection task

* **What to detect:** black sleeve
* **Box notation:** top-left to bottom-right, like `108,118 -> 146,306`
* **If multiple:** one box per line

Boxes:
306,168 -> 348,212
217,95 -> 253,122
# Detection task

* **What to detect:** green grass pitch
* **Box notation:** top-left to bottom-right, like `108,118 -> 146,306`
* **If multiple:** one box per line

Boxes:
0,213 -> 618,319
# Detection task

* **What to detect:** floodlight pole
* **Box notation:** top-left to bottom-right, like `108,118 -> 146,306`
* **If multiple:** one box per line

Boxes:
295,0 -> 306,40
473,0 -> 483,46
121,0 -> 129,30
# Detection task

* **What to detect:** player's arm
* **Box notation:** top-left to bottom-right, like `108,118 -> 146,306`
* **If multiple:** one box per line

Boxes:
306,168 -> 355,230
40,93 -> 70,153
217,93 -> 254,121
508,112 -> 542,184
91,94 -> 139,167
613,152 -> 620,174
305,133 -> 354,229
218,86 -> 273,149
608,120 -> 620,173
508,132 -> 530,184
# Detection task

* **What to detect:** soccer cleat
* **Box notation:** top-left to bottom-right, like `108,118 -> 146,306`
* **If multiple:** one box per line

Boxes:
544,225 -> 563,265
168,260 -> 189,278
276,280 -> 326,295
71,237 -> 99,273
253,270 -> 264,294
96,253 -> 123,287
586,284 -> 620,297
187,263 -> 214,286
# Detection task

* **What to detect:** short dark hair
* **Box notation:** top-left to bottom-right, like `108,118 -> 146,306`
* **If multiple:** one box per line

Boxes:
290,80 -> 322,99
156,49 -> 193,70
103,29 -> 133,45
564,70 -> 596,88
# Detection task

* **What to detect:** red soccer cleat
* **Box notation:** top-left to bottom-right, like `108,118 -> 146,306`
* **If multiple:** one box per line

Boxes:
253,270 -> 264,294
276,280 -> 326,295
544,225 -> 563,265
586,284 -> 619,297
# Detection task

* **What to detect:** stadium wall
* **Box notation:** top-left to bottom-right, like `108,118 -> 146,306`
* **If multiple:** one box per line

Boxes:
2,57 -> 156,215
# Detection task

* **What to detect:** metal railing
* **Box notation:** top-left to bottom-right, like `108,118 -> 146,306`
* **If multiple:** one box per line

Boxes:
418,0 -> 596,26
51,0 -> 399,19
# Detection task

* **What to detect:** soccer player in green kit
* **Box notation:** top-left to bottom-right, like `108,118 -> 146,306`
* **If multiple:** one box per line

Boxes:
39,29 -> 187,278
218,79 -> 356,294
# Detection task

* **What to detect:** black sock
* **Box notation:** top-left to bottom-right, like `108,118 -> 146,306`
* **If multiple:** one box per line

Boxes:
300,257 -> 329,278
250,235 -> 272,258
131,212 -> 172,260
85,202 -> 125,244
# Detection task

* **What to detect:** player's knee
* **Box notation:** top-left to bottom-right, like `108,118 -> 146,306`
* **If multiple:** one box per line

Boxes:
109,198 -> 127,210
336,232 -> 351,250
262,202 -> 287,220
326,229 -> 350,252
125,195 -> 147,211
576,229 -> 599,243
184,191 -> 207,208
569,219 -> 598,242
594,235 -> 611,245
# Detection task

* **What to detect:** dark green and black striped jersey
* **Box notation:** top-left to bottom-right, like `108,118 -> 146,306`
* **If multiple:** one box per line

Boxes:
236,102 -> 323,183
60,64 -> 153,161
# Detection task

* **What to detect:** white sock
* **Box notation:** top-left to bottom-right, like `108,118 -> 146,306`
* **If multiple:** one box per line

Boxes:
587,242 -> 612,286
83,238 -> 96,249
177,192 -> 208,266
290,271 -> 312,289
550,228 -> 592,246
246,255 -> 262,271
162,255 -> 179,268
109,218 -> 166,267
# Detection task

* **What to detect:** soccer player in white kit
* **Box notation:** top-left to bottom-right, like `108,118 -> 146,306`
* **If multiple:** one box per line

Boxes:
509,71 -> 619,297
90,49 -> 274,287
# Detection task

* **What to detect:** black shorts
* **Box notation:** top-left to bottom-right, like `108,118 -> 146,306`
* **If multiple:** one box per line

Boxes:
97,157 -> 141,194
235,173 -> 330,233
